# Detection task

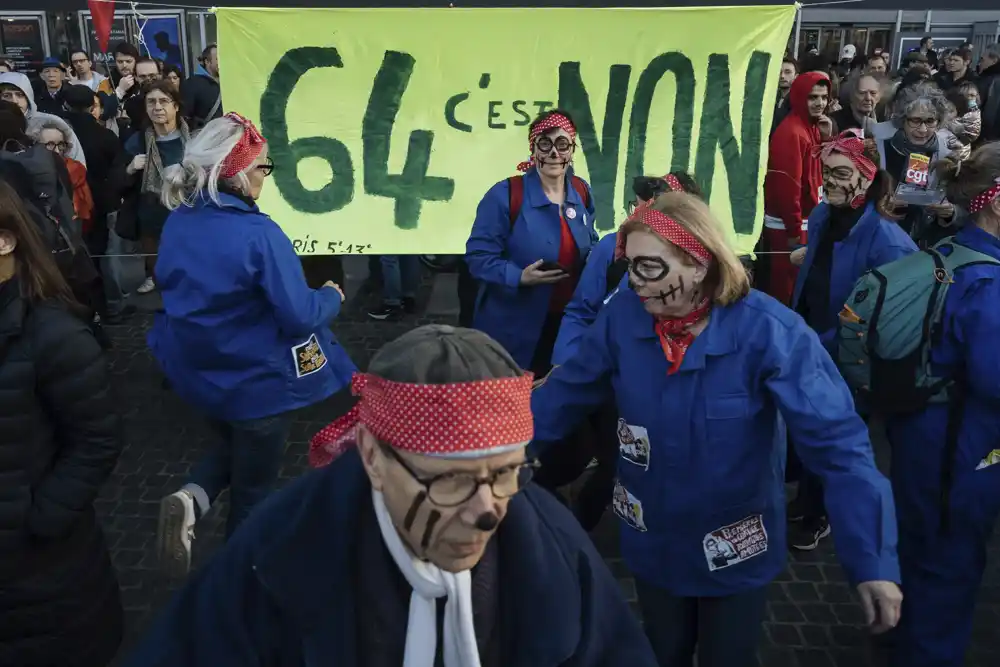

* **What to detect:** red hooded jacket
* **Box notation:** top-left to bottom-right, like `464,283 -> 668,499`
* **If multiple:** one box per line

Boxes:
764,71 -> 830,241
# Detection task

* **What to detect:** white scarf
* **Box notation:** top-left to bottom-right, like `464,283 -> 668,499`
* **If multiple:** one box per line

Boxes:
371,490 -> 482,667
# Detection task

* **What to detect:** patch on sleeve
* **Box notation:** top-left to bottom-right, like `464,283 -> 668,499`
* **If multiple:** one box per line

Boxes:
292,333 -> 328,378
703,514 -> 768,571
612,481 -> 647,532
617,419 -> 650,470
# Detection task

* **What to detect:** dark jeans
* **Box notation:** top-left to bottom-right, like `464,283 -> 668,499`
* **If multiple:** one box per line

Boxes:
185,412 -> 294,538
457,259 -> 477,328
636,580 -> 769,667
574,402 -> 620,531
787,440 -> 826,523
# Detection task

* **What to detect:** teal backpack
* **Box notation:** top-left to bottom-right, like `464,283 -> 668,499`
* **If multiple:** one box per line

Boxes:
838,238 -> 1000,412
838,239 -> 1000,532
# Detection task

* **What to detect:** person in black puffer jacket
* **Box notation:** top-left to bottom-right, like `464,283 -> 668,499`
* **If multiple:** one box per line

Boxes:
0,177 -> 124,667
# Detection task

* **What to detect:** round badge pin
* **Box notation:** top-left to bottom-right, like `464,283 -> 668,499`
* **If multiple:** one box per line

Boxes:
566,208 -> 577,220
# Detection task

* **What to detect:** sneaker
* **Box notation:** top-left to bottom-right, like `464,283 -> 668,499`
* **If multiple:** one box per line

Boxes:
368,303 -> 404,321
789,518 -> 831,551
136,277 -> 156,294
402,296 -> 417,314
158,490 -> 198,577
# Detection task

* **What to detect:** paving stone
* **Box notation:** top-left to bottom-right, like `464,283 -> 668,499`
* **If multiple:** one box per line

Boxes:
98,263 -> 1000,666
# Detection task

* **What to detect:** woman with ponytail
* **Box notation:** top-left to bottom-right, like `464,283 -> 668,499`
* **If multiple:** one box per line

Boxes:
786,131 -> 917,551
883,143 -> 1000,667
151,113 -> 356,578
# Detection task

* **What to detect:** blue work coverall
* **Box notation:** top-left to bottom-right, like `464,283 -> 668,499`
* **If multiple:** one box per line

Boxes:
884,224 -> 1000,667
532,287 -> 899,665
465,167 -> 596,369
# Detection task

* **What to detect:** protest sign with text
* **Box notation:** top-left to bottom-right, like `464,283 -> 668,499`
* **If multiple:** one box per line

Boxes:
217,6 -> 795,255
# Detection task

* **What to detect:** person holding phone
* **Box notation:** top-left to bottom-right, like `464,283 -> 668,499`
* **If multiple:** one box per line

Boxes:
465,109 -> 596,377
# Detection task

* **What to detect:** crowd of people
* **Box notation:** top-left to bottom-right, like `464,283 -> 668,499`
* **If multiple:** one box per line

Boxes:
0,33 -> 998,667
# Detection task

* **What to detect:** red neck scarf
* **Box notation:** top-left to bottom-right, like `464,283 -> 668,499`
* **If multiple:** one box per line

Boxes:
654,298 -> 711,375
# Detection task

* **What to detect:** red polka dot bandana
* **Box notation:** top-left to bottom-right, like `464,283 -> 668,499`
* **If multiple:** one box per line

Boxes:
516,113 -> 576,173
811,129 -> 877,181
309,372 -> 535,468
968,178 -> 1000,214
663,174 -> 683,192
614,204 -> 713,267
220,112 -> 266,179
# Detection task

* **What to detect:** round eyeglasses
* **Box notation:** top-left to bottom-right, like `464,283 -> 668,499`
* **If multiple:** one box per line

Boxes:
535,136 -> 575,154
382,444 -> 540,507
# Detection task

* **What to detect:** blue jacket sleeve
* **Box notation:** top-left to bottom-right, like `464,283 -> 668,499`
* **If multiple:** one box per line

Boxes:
955,277 -> 1000,401
532,307 -> 615,448
763,319 -> 900,586
121,531 -> 283,666
551,234 -> 617,366
465,183 -> 523,291
871,235 -> 918,269
254,220 -> 342,337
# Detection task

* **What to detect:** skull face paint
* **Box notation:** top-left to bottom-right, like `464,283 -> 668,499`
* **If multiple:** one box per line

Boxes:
625,229 -> 708,318
821,151 -> 872,208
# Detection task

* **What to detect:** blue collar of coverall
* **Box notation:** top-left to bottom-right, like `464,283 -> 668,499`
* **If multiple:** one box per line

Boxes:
618,287 -> 739,371
250,447 -> 581,665
523,166 -> 586,210
195,190 -> 260,214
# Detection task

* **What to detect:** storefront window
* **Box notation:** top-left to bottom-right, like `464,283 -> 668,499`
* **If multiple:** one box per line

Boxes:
186,11 -> 218,66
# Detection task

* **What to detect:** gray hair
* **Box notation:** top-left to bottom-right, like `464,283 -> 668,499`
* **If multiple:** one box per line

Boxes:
26,118 -> 68,144
984,44 -> 1000,61
890,81 -> 956,128
161,115 -> 258,210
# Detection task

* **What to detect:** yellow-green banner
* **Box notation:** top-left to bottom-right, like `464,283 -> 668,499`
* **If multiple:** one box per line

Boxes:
217,6 -> 795,256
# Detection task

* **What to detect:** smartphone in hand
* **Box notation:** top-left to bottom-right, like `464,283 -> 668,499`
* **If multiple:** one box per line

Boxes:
538,260 -> 567,273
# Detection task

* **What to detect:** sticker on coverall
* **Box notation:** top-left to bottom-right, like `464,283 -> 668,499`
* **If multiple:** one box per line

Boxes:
703,514 -> 768,571
617,419 -> 651,470
292,333 -> 328,378
612,481 -> 647,532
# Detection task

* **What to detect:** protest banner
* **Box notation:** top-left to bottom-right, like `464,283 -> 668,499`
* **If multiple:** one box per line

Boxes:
217,6 -> 796,256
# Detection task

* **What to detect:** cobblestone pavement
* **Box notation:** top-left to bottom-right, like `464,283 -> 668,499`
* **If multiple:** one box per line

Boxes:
100,263 -> 999,667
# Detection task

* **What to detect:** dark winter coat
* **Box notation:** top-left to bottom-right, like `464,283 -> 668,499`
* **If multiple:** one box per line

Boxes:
65,111 -> 123,230
0,278 -> 124,667
122,448 -> 659,667
181,64 -> 223,131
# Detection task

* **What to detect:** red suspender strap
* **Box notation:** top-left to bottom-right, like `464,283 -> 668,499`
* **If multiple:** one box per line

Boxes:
508,176 -> 524,229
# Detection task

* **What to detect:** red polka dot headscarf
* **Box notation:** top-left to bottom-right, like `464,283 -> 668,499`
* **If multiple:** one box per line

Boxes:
220,112 -> 266,179
516,113 -> 576,173
811,129 -> 877,181
614,201 -> 713,267
309,372 -> 535,467
968,177 -> 1000,214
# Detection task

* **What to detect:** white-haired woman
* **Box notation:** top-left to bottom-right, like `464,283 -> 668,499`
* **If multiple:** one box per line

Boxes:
151,112 -> 356,577
872,81 -> 957,246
